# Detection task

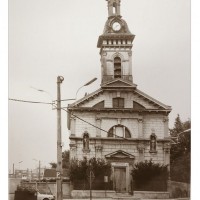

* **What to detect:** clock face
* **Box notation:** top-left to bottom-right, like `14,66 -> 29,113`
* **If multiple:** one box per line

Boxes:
112,22 -> 121,31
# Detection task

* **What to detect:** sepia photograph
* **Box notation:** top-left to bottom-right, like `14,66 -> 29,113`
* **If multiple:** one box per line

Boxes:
8,0 -> 191,199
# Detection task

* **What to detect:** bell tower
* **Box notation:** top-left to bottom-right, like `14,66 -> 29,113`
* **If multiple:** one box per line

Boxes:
97,0 -> 135,86
107,0 -> 121,17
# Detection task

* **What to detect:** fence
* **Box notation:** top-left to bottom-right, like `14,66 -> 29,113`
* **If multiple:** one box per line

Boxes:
73,179 -> 113,190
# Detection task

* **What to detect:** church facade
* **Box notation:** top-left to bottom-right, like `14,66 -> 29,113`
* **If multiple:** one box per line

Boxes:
68,0 -> 171,193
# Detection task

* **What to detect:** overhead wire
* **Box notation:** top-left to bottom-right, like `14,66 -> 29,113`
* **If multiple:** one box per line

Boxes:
61,107 -> 129,141
9,97 -> 128,140
9,98 -> 53,105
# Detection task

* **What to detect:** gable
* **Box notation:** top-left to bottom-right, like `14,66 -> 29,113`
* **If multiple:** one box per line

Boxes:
93,101 -> 104,108
68,87 -> 171,111
101,79 -> 137,89
105,150 -> 135,159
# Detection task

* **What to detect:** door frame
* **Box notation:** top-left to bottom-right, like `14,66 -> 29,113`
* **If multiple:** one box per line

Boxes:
111,162 -> 129,193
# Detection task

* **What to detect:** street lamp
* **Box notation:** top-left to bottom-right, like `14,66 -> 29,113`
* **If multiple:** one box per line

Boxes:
75,77 -> 97,99
31,77 -> 97,200
18,161 -> 23,170
12,161 -> 23,178
56,76 -> 97,200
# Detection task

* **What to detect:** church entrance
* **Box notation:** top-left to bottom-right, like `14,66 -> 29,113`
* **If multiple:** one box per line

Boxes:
114,167 -> 126,192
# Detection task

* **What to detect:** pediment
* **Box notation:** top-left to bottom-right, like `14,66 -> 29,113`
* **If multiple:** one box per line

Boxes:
105,150 -> 135,159
101,79 -> 137,88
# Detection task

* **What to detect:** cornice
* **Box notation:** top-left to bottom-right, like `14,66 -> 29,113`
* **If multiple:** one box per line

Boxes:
68,107 -> 171,114
69,136 -> 171,143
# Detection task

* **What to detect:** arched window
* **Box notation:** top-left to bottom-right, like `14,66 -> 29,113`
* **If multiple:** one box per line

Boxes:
114,57 -> 122,78
113,3 -> 117,14
83,132 -> 89,150
108,125 -> 131,138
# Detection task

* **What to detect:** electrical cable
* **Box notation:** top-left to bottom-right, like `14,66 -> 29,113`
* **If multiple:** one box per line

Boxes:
61,107 -> 129,141
9,97 -> 129,140
9,98 -> 53,105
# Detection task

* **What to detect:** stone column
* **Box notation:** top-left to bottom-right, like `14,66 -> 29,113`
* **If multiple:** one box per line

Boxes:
137,143 -> 145,162
163,116 -> 169,138
138,118 -> 143,138
96,118 -> 101,137
70,117 -> 76,136
128,51 -> 133,81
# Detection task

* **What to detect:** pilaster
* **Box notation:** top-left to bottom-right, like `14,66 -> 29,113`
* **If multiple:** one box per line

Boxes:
70,117 -> 76,136
163,116 -> 169,138
138,117 -> 143,138
163,143 -> 171,179
137,143 -> 145,162
96,117 -> 102,137
95,145 -> 103,158
69,143 -> 77,159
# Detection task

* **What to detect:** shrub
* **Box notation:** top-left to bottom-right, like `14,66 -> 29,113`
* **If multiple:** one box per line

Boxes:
69,157 -> 112,190
131,159 -> 169,191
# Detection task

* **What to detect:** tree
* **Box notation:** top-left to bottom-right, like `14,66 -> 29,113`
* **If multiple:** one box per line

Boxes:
170,114 -> 191,183
49,162 -> 57,169
49,150 -> 70,169
62,150 -> 70,169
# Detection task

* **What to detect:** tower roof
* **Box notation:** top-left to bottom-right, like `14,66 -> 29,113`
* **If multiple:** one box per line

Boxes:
97,0 -> 135,48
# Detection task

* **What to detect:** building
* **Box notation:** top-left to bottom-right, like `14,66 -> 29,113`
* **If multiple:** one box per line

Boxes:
12,168 -> 45,181
67,0 -> 171,193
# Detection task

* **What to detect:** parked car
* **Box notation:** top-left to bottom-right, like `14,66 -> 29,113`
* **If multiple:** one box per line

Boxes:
37,189 -> 55,200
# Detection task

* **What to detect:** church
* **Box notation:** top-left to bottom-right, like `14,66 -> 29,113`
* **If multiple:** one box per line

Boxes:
67,0 -> 171,193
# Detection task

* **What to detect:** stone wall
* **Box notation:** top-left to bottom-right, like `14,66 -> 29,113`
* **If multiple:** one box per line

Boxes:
72,111 -> 166,139
9,178 -> 21,200
168,180 -> 190,198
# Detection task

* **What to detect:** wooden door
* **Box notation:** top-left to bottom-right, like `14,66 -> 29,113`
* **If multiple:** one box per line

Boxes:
114,167 -> 126,193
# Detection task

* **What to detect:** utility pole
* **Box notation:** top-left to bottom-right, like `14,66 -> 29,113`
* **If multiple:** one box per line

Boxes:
56,76 -> 64,200
13,163 -> 15,177
39,160 -> 41,181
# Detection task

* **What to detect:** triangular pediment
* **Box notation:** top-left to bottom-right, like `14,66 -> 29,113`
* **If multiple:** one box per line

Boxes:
105,150 -> 135,159
68,85 -> 171,111
101,79 -> 137,89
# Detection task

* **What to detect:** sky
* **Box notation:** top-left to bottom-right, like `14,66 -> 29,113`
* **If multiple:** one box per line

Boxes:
8,0 -> 190,171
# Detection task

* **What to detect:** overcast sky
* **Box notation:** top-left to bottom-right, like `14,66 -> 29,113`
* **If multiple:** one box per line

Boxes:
8,0 -> 190,171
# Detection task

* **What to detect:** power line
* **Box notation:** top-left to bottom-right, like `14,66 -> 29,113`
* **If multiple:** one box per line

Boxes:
9,98 -> 53,105
61,108 -> 129,141
9,97 -> 128,140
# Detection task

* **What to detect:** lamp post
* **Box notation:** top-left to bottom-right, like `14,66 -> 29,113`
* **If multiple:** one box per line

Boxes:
56,76 -> 64,200
32,76 -> 97,200
18,161 -> 23,170
75,78 -> 97,99
56,76 -> 97,200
